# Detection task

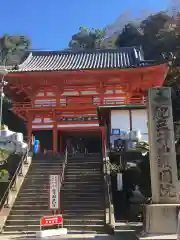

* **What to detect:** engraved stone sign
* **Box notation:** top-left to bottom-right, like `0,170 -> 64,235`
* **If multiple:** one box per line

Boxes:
148,87 -> 178,203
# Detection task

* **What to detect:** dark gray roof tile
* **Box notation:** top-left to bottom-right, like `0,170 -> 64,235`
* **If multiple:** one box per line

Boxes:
8,47 -> 150,72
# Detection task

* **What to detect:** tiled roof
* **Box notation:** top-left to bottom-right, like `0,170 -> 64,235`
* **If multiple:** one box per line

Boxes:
8,47 -> 152,72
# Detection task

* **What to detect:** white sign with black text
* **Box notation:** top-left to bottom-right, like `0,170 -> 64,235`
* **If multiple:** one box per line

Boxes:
49,175 -> 60,210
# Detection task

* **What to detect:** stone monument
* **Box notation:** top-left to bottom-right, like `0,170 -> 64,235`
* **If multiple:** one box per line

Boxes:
146,87 -> 180,234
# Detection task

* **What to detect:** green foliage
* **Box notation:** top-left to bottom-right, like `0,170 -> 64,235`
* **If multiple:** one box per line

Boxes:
116,11 -> 180,60
69,27 -> 106,49
0,149 -> 11,163
0,34 -> 31,65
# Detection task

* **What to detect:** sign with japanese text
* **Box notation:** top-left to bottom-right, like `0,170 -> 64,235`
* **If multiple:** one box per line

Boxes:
40,215 -> 63,226
49,175 -> 60,210
57,116 -> 98,122
148,87 -> 178,203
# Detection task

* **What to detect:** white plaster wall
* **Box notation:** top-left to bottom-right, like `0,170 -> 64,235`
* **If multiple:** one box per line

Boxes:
111,109 -> 148,141
111,110 -> 130,132
131,109 -> 148,141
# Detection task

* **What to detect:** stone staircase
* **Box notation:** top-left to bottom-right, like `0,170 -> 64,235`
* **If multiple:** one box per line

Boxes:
2,155 -> 63,234
62,153 -> 106,234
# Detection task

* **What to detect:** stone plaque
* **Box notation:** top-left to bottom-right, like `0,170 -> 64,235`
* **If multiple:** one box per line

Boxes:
148,87 -> 178,203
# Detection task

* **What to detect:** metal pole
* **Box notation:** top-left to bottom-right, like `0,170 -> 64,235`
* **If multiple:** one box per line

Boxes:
0,75 -> 4,136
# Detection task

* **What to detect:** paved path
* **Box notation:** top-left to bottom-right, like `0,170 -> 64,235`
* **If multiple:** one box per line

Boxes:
0,233 -> 179,240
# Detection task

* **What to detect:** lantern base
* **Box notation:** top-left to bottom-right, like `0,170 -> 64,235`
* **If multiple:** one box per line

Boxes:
145,204 -> 180,234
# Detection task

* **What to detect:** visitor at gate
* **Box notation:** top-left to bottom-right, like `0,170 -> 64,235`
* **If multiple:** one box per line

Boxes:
66,138 -> 75,155
129,185 -> 146,221
33,139 -> 40,154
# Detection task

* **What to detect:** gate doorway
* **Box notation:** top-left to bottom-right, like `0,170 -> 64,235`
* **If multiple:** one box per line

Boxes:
58,129 -> 102,153
32,130 -> 53,152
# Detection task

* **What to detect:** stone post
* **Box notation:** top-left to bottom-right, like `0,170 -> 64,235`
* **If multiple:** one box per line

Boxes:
148,87 -> 178,203
146,87 -> 180,235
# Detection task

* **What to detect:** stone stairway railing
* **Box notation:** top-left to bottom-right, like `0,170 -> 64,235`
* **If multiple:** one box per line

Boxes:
103,143 -> 115,233
0,150 -> 31,233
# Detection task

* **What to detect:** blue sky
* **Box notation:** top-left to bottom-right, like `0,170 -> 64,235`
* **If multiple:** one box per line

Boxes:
1,0 -> 170,50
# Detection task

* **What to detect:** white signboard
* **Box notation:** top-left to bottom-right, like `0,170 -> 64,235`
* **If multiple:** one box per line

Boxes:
117,173 -> 123,191
148,87 -> 178,203
49,175 -> 60,210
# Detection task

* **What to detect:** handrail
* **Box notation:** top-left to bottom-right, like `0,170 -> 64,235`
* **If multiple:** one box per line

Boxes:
59,147 -> 67,218
59,146 -> 68,190
0,148 -> 29,210
103,142 -> 115,230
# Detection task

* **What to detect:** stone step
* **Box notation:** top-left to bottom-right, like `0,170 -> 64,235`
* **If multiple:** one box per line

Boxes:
8,213 -> 104,221
66,166 -> 101,170
3,225 -> 40,232
30,163 -> 63,166
63,209 -> 104,213
12,205 -> 49,210
13,201 -> 49,206
63,213 -> 105,219
67,165 -> 101,168
23,179 -> 50,184
64,180 -> 102,184
67,162 -> 101,165
63,205 -> 103,210
6,219 -> 104,226
62,199 -> 103,204
10,209 -> 52,215
15,195 -> 48,200
28,170 -> 62,174
65,170 -> 101,174
21,184 -> 50,188
14,199 -> 49,205
63,224 -> 105,232
19,188 -> 102,194
68,157 -> 101,161
20,188 -> 49,193
3,224 -> 105,233
25,175 -> 60,178
63,201 -> 103,207
62,189 -> 103,196
65,174 -> 102,178
29,167 -> 62,170
63,219 -> 104,225
67,160 -> 102,168
62,193 -> 104,201
64,184 -> 102,188
63,188 -> 103,192
67,162 -> 101,166
18,192 -> 48,196
115,221 -> 143,234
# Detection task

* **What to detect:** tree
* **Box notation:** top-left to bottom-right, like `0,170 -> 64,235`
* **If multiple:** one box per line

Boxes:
115,11 -> 179,60
69,27 -> 106,49
115,23 -> 143,48
0,34 -> 31,135
0,34 -> 31,65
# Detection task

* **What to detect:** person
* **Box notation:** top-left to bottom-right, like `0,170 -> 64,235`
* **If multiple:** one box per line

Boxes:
33,139 -> 40,154
129,185 -> 146,221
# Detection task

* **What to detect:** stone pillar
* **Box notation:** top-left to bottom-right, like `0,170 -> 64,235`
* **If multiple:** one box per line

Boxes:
148,87 -> 178,203
146,87 -> 180,235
